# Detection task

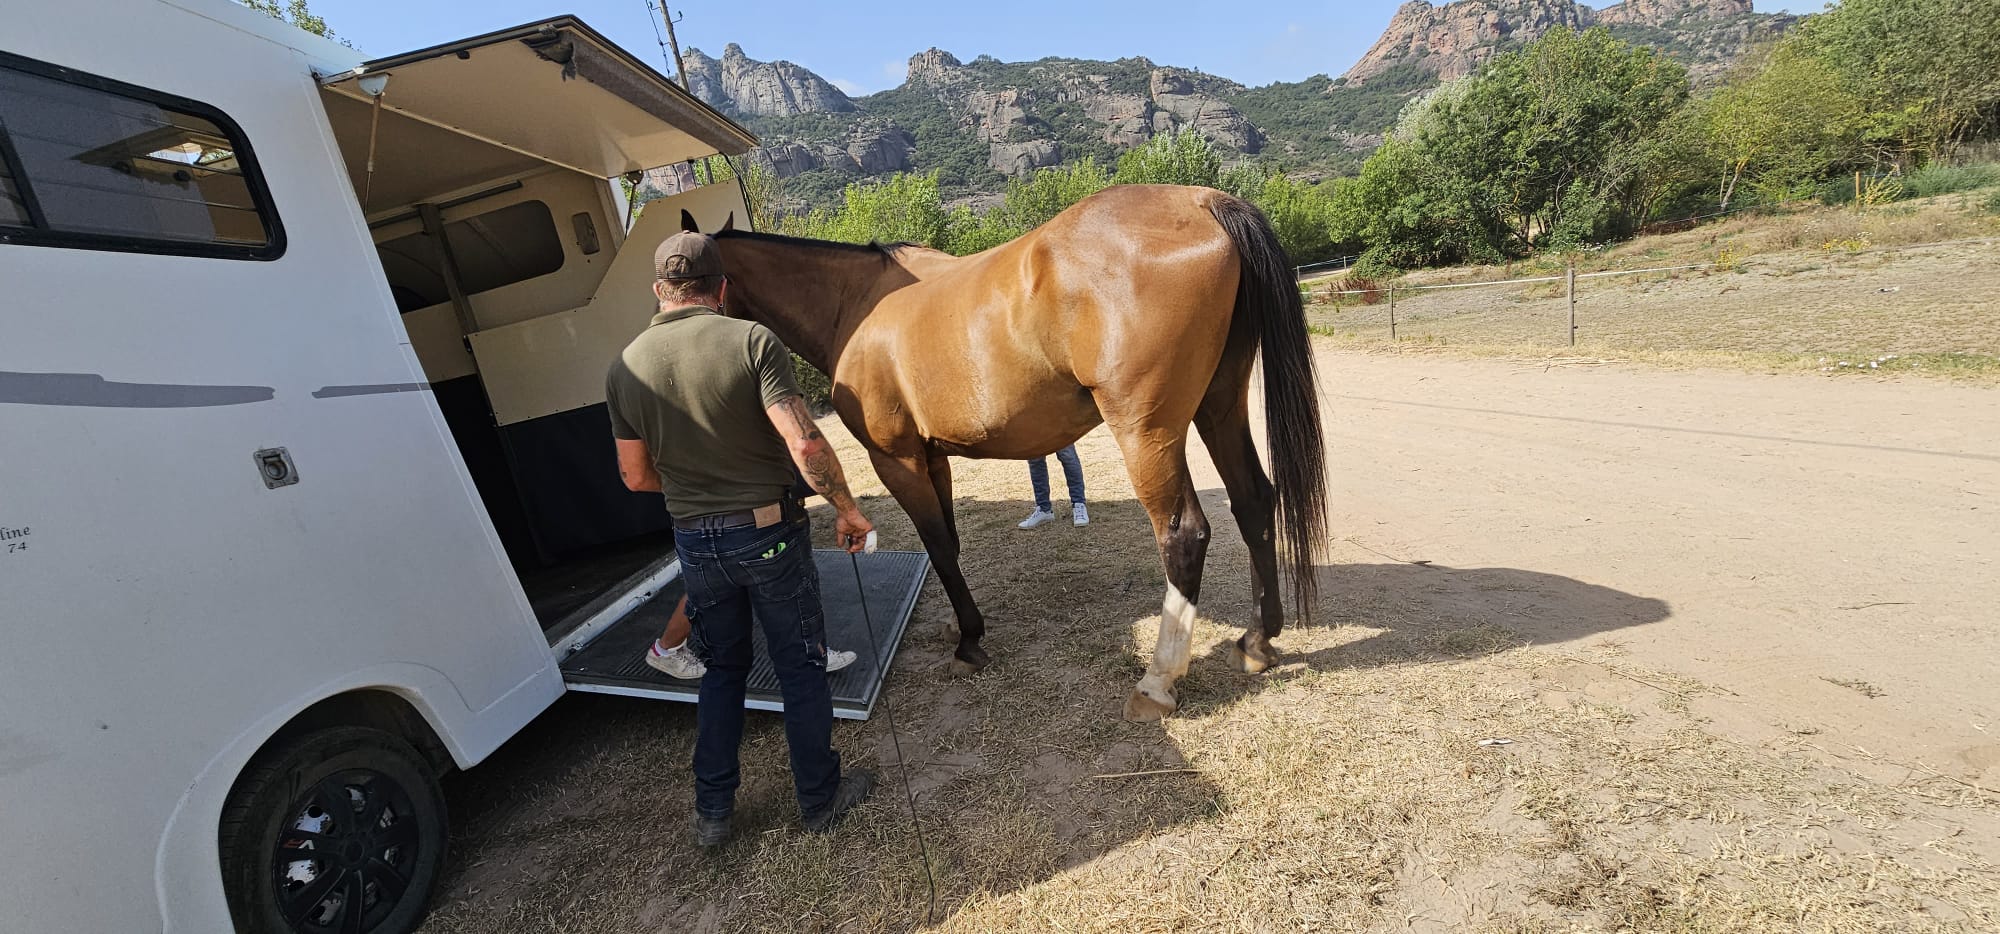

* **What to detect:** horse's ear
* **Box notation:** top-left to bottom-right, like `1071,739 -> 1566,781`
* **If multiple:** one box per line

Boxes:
720,213 -> 736,232
680,209 -> 700,233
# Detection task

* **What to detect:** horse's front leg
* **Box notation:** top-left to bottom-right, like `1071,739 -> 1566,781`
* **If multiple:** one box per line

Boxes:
865,448 -> 991,675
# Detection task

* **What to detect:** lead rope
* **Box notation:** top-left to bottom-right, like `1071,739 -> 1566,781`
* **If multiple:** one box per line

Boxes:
847,535 -> 938,924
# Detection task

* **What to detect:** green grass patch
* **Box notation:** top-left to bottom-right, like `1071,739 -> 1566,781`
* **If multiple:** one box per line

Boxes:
1819,352 -> 2000,379
1901,162 -> 2000,199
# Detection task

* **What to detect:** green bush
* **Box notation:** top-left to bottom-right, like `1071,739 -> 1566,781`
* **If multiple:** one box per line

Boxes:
1901,162 -> 2000,199
1113,128 -> 1223,188
1986,187 -> 2000,215
791,355 -> 833,414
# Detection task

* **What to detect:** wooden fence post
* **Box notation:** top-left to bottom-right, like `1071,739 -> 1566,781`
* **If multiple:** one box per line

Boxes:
1387,287 -> 1396,341
1566,261 -> 1577,347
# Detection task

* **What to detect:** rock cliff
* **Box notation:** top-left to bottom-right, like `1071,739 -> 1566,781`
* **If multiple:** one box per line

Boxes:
681,44 -> 854,117
1343,0 -> 1770,85
665,1 -> 1791,208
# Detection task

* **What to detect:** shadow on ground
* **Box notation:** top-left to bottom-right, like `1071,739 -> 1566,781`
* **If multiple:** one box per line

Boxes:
420,489 -> 1669,932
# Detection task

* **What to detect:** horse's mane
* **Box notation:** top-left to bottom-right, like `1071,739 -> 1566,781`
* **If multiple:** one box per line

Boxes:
714,228 -> 917,258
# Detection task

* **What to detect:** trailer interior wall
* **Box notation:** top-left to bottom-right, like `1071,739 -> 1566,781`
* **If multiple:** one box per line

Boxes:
316,37 -> 753,593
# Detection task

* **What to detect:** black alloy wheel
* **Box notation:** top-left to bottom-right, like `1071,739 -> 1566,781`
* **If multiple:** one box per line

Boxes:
220,727 -> 447,934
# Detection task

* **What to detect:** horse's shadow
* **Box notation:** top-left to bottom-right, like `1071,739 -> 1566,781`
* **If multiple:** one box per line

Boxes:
424,489 -> 1670,931
803,493 -> 1672,913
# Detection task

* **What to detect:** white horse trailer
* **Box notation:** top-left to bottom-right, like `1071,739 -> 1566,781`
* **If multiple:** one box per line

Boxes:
0,2 -> 766,931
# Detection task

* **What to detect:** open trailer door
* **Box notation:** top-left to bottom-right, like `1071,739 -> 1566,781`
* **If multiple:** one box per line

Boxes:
319,18 -> 753,182
321,19 -> 759,566
322,24 -> 930,719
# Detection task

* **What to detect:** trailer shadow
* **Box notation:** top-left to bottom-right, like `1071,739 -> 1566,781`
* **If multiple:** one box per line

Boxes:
421,489 -> 1669,932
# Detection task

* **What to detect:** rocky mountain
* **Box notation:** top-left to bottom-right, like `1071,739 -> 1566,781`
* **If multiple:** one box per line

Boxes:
681,44 -> 854,117
1345,0 -> 1789,85
655,0 -> 1794,209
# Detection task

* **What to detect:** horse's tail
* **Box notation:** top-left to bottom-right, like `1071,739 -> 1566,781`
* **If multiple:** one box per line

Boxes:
1209,194 -> 1329,621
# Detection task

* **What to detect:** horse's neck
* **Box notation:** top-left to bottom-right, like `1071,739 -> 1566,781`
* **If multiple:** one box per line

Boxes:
742,242 -> 938,372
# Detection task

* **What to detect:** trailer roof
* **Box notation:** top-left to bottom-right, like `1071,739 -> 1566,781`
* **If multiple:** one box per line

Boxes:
320,16 -> 757,181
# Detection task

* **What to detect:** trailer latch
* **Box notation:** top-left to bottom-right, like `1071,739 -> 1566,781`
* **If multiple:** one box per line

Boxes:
255,448 -> 299,489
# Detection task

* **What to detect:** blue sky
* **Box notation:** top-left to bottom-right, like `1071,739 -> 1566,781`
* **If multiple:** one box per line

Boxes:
308,1 -> 1821,95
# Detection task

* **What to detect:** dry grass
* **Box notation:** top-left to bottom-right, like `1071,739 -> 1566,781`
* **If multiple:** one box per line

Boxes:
1307,197 -> 2000,382
418,420 -> 2000,934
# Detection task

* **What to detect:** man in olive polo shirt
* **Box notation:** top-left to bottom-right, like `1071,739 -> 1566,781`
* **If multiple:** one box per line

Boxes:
607,230 -> 876,845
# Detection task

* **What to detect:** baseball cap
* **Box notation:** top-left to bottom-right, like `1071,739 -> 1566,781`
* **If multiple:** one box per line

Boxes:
654,230 -> 724,281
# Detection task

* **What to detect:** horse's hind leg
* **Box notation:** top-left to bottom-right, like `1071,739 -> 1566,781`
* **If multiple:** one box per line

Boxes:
866,448 -> 990,675
1195,390 -> 1285,674
1103,422 -> 1210,722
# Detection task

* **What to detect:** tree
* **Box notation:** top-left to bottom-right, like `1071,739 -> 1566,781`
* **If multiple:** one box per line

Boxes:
705,157 -> 785,233
1790,0 -> 2000,164
1336,27 -> 1693,268
941,158 -> 1111,255
240,0 -> 337,40
777,171 -> 952,248
1697,44 -> 1864,211
1113,128 -> 1223,188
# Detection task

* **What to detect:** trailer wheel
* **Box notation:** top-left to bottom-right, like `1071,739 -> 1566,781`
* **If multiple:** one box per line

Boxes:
219,726 -> 447,934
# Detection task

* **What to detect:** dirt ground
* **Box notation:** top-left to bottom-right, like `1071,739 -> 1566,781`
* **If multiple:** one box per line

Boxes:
418,346 -> 2000,933
1308,199 -> 2000,381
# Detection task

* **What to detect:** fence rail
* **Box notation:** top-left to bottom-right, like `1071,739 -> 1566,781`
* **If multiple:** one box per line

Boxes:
1305,260 -> 1722,346
1293,255 -> 1360,279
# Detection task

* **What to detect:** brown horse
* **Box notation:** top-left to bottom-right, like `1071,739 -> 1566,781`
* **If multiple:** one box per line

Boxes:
685,184 -> 1327,720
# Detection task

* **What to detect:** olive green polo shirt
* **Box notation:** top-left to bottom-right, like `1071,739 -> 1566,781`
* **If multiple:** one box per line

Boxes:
606,305 -> 803,519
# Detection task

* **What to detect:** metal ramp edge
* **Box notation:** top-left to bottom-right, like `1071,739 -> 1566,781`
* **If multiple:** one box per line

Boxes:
558,549 -> 929,720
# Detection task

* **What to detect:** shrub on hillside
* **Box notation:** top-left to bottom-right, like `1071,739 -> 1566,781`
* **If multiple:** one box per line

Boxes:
792,355 -> 833,415
1902,163 -> 2000,199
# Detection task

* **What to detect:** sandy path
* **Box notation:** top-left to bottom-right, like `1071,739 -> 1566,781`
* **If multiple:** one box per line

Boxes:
1294,348 -> 2000,782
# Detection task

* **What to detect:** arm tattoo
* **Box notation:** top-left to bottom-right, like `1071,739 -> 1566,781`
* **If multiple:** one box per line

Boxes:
780,396 -> 856,511
780,397 -> 822,441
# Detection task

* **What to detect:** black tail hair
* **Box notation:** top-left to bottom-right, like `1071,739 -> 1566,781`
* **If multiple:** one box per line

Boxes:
1209,194 -> 1329,620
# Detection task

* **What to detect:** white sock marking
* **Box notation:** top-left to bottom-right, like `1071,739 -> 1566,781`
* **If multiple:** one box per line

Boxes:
1138,583 -> 1198,702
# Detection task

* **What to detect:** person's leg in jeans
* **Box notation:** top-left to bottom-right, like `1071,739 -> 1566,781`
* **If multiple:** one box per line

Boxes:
739,519 -> 842,817
1028,457 -> 1054,512
1056,444 -> 1088,524
1022,457 -> 1057,527
679,528 -> 755,822
1055,444 -> 1086,504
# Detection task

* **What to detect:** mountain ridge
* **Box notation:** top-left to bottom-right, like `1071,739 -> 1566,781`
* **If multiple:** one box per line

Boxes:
653,0 -> 1794,209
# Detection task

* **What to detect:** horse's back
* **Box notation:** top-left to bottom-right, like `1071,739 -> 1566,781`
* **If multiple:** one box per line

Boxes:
844,185 -> 1246,455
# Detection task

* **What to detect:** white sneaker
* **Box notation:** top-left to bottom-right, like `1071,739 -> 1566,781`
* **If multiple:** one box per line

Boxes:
826,649 -> 858,673
1019,508 -> 1057,529
645,640 -> 706,680
1072,503 -> 1090,526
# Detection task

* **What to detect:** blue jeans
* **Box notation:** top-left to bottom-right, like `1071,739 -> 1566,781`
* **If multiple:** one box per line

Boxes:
676,516 -> 841,821
1029,444 -> 1086,512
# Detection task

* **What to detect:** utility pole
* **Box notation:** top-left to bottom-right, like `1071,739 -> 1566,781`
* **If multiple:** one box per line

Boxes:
658,2 -> 689,90
656,2 -> 710,186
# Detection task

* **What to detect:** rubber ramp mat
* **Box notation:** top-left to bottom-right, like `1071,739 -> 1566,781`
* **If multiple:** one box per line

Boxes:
559,550 -> 929,720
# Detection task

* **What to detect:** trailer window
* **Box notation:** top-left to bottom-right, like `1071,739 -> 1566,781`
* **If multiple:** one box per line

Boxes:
375,200 -> 566,313
0,51 -> 283,260
0,159 -> 26,226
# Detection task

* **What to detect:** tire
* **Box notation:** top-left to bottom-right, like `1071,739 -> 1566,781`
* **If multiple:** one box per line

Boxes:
219,726 -> 447,934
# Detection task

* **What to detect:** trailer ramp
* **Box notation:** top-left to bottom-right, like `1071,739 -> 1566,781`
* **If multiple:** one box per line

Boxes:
560,550 -> 928,720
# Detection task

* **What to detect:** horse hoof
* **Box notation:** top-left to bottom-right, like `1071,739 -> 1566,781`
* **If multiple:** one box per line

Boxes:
1122,689 -> 1177,722
1230,636 -> 1277,674
947,645 -> 991,677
